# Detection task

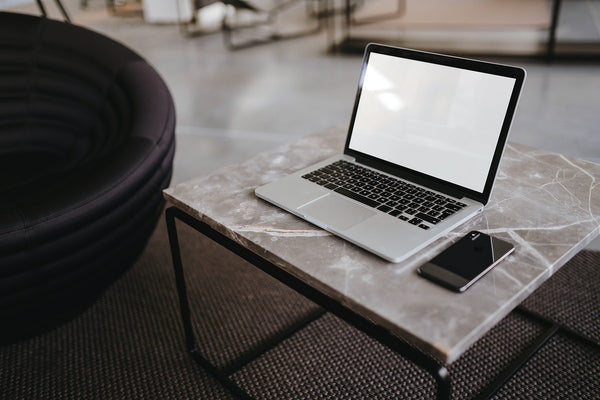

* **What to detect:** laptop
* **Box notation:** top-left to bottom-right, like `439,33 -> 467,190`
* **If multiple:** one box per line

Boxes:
255,43 -> 526,262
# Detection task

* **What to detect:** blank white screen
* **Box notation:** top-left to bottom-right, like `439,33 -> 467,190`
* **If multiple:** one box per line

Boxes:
348,53 -> 516,193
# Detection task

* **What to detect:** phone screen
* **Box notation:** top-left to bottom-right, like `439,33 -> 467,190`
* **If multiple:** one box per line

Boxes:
418,231 -> 514,291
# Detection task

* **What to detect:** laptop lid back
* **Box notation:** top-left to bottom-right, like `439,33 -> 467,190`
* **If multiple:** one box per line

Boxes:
344,44 -> 526,204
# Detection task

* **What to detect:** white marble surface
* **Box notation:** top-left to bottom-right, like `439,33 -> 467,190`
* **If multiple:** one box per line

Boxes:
164,127 -> 600,363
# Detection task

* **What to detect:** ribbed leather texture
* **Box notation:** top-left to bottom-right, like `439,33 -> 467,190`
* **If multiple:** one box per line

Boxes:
0,12 -> 176,342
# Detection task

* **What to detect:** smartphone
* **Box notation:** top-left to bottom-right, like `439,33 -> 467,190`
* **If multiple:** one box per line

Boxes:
417,231 -> 514,292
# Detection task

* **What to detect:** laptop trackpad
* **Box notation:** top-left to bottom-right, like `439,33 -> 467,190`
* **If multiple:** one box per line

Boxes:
298,194 -> 375,231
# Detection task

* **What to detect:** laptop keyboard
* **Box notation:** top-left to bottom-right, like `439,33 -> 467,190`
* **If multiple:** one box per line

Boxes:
301,160 -> 467,230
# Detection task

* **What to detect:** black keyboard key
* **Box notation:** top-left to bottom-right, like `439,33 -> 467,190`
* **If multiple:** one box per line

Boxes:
303,162 -> 464,222
415,212 -> 440,225
446,203 -> 461,212
408,217 -> 422,225
334,187 -> 380,208
439,210 -> 455,220
378,205 -> 392,213
418,224 -> 430,230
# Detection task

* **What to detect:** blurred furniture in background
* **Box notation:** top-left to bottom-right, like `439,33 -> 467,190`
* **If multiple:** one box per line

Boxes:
81,0 -> 142,16
329,0 -> 600,59
35,0 -> 71,21
0,11 -> 175,343
175,0 -> 326,49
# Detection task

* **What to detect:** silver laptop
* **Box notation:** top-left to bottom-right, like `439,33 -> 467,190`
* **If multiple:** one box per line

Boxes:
256,44 -> 526,262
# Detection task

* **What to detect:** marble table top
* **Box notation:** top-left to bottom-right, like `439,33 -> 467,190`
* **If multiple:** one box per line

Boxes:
164,126 -> 600,363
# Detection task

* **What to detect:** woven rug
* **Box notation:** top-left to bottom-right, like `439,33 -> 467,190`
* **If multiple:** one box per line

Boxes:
1,211 -> 598,399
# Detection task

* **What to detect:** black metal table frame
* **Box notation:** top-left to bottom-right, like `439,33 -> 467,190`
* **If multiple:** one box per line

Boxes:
165,205 -> 599,400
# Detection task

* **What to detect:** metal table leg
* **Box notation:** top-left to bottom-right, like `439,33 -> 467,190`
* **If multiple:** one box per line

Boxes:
166,206 -> 451,400
471,303 -> 600,400
166,206 -> 600,399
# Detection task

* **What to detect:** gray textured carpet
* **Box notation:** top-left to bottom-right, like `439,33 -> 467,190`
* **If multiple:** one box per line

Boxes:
1,213 -> 598,399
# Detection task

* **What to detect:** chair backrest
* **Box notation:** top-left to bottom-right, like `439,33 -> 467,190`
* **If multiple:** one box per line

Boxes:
0,12 -> 149,193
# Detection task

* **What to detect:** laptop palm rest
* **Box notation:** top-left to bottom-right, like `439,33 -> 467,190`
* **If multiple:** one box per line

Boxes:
298,194 -> 375,231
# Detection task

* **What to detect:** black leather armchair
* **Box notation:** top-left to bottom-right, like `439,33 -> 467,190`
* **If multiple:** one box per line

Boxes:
0,12 -> 176,342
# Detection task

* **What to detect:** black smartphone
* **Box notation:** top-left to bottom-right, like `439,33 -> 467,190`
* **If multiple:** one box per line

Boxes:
417,231 -> 514,292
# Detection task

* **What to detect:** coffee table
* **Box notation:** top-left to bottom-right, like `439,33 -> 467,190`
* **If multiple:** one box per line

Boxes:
164,127 -> 600,399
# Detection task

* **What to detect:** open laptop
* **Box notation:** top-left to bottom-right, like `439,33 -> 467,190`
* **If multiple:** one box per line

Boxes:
255,43 -> 525,263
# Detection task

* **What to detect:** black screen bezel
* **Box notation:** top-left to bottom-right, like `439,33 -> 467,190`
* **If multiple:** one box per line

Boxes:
343,43 -> 526,204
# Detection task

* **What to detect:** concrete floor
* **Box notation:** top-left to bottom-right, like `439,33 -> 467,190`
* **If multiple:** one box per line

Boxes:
4,0 -> 600,248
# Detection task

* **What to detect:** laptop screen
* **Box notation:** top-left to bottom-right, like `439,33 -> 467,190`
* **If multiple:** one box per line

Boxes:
346,48 -> 522,197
